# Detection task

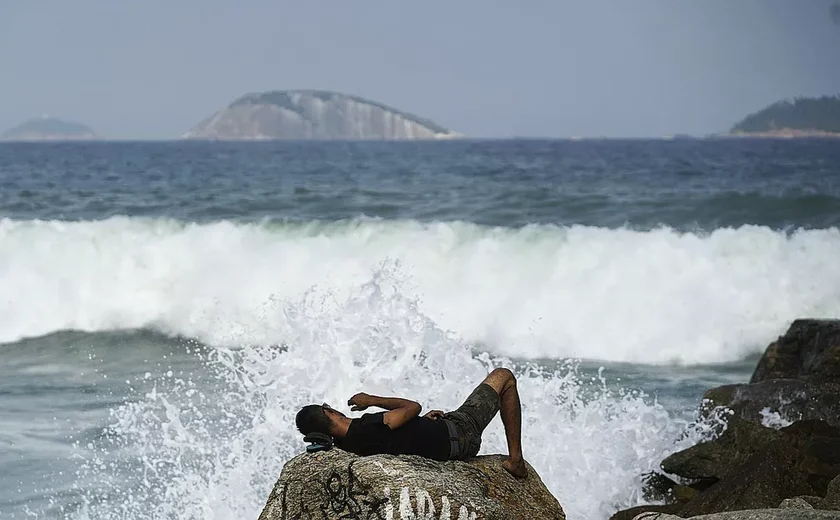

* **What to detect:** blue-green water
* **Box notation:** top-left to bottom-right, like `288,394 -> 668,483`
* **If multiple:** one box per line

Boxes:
1,139 -> 839,519
3,140 -> 840,228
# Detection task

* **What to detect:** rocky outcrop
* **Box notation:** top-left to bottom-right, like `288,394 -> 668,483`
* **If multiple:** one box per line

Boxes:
613,319 -> 840,520
703,319 -> 840,428
2,116 -> 98,141
258,449 -> 564,520
659,416 -> 785,481
184,90 -> 461,140
672,432 -> 816,516
615,417 -> 840,517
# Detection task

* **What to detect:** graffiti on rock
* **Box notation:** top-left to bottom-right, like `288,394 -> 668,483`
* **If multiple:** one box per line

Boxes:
277,463 -> 478,520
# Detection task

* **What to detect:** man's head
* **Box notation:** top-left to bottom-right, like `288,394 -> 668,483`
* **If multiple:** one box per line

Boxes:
295,403 -> 346,437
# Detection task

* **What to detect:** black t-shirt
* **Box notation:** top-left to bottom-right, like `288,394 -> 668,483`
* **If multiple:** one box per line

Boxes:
335,412 -> 449,461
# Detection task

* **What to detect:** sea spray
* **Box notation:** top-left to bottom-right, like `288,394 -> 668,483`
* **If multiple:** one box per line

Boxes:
63,268 -> 724,520
2,217 -> 840,364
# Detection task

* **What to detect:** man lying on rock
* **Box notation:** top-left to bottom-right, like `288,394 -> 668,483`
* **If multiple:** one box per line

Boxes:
295,368 -> 528,478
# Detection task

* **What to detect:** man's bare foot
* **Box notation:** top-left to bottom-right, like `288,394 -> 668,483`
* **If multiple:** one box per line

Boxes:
503,457 -> 528,479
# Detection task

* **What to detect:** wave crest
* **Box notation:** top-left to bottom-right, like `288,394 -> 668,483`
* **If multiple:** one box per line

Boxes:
2,217 -> 839,364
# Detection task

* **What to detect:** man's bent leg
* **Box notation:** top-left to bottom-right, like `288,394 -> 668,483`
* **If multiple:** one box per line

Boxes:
481,368 -> 527,478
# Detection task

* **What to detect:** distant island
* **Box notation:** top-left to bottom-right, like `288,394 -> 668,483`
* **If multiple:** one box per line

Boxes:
729,95 -> 840,137
183,90 -> 461,140
1,116 -> 98,141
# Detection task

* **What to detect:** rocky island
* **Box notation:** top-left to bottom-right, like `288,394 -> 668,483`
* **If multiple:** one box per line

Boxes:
183,90 -> 461,141
729,95 -> 840,138
1,116 -> 98,141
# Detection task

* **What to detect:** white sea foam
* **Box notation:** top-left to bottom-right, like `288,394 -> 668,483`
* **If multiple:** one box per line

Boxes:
65,271 -> 720,520
759,407 -> 795,429
2,217 -> 840,364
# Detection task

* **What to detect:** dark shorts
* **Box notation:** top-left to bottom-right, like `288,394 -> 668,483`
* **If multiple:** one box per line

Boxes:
442,383 -> 501,460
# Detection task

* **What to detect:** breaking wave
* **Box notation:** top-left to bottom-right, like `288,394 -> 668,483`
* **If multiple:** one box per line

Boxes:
2,216 -> 839,364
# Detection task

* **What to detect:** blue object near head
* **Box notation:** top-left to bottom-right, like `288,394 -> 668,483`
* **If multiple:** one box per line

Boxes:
303,432 -> 333,453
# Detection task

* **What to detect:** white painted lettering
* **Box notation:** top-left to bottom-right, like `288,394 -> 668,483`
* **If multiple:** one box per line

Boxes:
399,486 -> 416,519
415,488 -> 436,519
384,486 -> 394,520
387,486 -> 475,520
439,496 -> 451,520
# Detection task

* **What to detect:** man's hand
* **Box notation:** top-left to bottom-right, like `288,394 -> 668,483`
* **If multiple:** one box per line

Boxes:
347,393 -> 376,411
423,410 -> 445,421
346,392 -> 422,429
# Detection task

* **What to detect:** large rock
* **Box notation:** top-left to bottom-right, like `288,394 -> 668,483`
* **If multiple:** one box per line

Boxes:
660,416 -> 783,481
675,439 -> 815,516
258,449 -> 565,520
662,417 -> 840,488
750,319 -> 840,383
616,417 -> 840,518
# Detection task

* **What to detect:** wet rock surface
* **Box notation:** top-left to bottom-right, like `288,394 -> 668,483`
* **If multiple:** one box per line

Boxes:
613,320 -> 840,519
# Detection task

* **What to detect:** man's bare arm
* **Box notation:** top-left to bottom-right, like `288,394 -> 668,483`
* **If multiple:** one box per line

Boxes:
348,393 -> 422,429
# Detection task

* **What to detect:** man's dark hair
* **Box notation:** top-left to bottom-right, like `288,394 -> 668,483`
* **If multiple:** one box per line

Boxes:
296,404 -> 332,436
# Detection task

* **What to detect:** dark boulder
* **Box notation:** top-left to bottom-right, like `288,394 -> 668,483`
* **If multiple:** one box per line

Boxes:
676,438 -> 816,516
750,319 -> 840,383
660,416 -> 783,481
619,417 -> 840,517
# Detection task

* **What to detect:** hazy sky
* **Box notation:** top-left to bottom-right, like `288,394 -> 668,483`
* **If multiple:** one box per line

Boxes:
1,1 -> 839,139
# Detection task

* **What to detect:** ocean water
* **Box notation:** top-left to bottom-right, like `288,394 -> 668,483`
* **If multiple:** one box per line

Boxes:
1,139 -> 839,520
